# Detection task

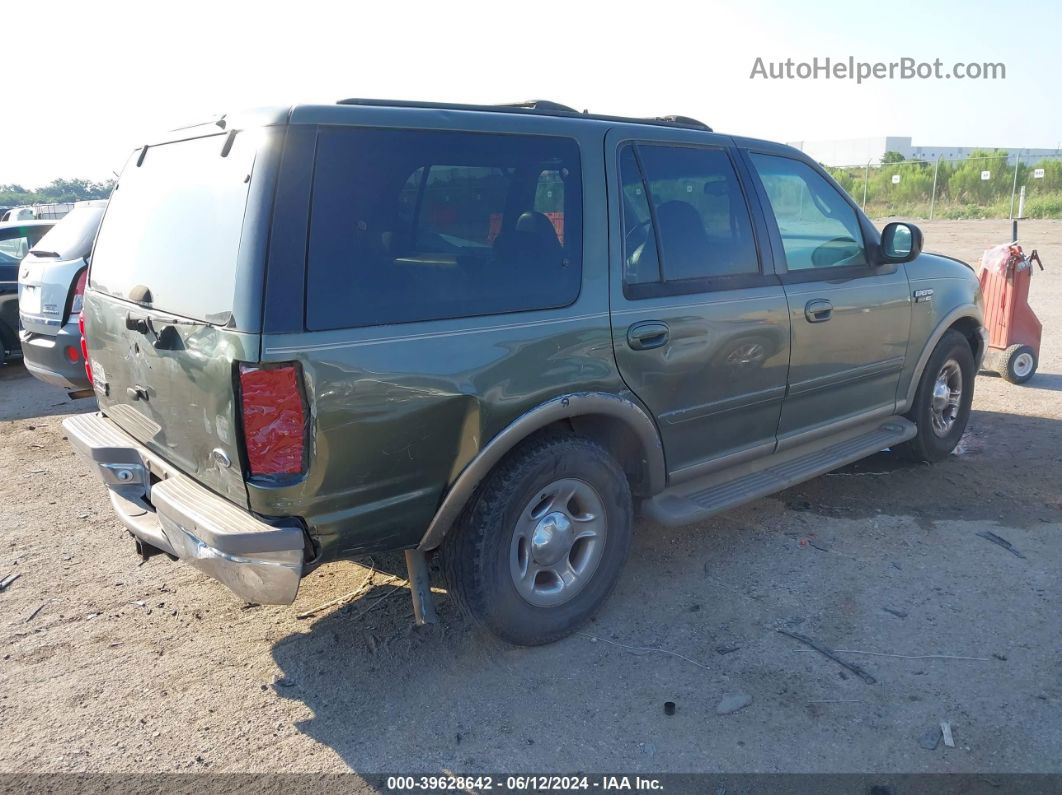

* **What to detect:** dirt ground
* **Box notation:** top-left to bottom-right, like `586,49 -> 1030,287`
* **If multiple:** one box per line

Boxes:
1,219 -> 1059,775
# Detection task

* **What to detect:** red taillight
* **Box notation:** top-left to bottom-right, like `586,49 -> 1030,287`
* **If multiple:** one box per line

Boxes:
238,363 -> 306,476
78,311 -> 92,385
70,269 -> 88,317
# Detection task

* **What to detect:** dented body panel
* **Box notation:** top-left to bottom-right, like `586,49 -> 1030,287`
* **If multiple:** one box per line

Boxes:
255,313 -> 620,556
85,294 -> 259,509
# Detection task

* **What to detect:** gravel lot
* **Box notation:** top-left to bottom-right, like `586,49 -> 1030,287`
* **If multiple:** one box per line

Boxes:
1,219 -> 1060,774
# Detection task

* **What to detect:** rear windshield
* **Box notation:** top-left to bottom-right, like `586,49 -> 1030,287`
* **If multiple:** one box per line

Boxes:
30,205 -> 106,260
89,132 -> 258,323
307,127 -> 583,330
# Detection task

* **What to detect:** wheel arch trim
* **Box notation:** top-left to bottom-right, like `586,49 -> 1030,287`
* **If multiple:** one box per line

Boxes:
417,392 -> 666,551
900,305 -> 985,411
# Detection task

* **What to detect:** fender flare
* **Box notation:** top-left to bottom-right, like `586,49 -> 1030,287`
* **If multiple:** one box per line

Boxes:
417,392 -> 666,551
901,305 -> 986,411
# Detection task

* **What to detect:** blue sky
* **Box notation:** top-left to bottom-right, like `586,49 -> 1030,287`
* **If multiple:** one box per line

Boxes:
5,0 -> 1060,186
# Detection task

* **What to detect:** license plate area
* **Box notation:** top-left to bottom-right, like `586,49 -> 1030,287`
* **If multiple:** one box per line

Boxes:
20,284 -> 41,314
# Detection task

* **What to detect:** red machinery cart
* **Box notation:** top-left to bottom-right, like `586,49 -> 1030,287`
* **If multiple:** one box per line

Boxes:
978,241 -> 1044,384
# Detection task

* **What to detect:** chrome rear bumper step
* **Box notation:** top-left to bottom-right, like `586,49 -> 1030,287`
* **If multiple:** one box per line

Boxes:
642,419 -> 917,527
63,412 -> 305,604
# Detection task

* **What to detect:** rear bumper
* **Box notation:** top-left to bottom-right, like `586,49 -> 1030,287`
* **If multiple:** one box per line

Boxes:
19,323 -> 90,390
63,412 -> 305,604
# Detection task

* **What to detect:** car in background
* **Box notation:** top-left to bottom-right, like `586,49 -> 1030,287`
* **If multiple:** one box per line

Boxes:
18,201 -> 107,390
2,203 -> 78,222
0,220 -> 56,365
1,207 -> 39,222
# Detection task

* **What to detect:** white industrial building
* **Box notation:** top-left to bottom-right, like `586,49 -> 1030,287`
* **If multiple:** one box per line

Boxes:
786,136 -> 1061,166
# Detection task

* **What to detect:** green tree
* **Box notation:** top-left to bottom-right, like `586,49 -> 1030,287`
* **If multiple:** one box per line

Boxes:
0,178 -> 113,208
881,151 -> 906,164
944,149 -> 1010,205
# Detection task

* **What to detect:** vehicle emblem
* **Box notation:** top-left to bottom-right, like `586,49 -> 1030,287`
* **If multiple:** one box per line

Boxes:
913,288 -> 934,303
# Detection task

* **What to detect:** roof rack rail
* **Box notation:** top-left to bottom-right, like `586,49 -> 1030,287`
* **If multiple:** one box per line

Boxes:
335,97 -> 711,132
496,99 -> 580,113
655,115 -> 711,129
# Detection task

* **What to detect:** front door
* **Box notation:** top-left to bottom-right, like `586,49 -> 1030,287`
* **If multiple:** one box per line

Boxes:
744,151 -> 911,447
607,131 -> 791,480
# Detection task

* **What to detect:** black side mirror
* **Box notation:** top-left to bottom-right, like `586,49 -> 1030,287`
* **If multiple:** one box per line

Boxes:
879,222 -> 923,264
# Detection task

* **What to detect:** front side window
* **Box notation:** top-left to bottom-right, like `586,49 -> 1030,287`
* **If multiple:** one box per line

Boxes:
307,128 -> 582,330
749,153 -> 866,270
620,143 -> 759,296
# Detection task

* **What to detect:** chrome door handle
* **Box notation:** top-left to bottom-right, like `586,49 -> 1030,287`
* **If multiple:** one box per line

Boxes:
804,299 -> 833,323
627,321 -> 670,350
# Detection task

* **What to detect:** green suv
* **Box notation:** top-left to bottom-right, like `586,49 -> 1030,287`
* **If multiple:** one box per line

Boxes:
65,99 -> 986,645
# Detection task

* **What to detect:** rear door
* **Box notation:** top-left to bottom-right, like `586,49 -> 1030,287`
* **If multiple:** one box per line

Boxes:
606,130 -> 791,480
83,128 -> 279,507
744,151 -> 911,446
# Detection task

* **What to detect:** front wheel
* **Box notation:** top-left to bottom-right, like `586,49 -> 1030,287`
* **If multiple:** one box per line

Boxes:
442,433 -> 633,646
897,329 -> 975,463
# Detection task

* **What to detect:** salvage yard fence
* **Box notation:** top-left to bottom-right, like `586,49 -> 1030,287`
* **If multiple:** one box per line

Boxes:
825,152 -> 1062,220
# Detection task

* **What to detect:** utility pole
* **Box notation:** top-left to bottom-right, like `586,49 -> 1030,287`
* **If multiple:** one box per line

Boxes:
929,157 -> 940,220
1009,157 -> 1020,219
862,160 -> 870,210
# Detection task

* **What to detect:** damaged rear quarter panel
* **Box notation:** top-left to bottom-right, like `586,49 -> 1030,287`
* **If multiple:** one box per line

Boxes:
252,311 -> 620,558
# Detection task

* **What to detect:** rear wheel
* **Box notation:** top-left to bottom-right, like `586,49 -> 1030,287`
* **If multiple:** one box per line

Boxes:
442,433 -> 633,646
0,320 -> 16,365
1000,344 -> 1037,384
898,330 -> 975,463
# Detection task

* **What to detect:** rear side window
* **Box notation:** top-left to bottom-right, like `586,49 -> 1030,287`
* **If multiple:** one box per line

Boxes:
306,127 -> 582,330
619,143 -> 759,297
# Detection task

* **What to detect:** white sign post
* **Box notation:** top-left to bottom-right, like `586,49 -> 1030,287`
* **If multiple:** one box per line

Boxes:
1034,168 -> 1045,179
981,170 -> 991,181
891,174 -> 901,184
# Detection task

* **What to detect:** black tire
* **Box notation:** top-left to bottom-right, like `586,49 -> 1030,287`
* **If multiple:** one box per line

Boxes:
897,329 -> 975,463
0,319 -> 15,365
442,433 -> 633,646
1000,344 -> 1037,385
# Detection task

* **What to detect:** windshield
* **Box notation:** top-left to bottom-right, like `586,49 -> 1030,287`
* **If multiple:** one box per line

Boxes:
30,205 -> 106,260
89,132 -> 258,323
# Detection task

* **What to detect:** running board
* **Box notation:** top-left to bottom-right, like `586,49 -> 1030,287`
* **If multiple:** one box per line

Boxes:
641,418 -> 916,527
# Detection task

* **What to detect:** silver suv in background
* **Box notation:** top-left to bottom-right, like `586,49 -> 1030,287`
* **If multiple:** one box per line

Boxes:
18,200 -> 107,391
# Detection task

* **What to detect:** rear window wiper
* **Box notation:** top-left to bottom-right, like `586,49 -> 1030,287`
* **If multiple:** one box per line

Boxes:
30,249 -> 61,258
